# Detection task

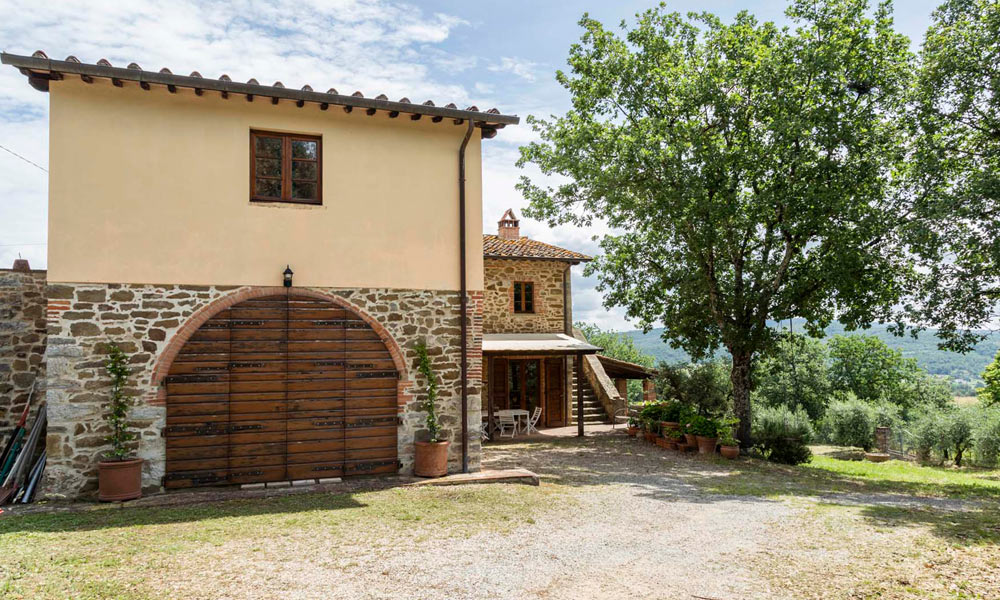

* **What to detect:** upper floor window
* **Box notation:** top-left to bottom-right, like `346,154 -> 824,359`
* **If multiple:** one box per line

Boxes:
251,130 -> 322,205
513,281 -> 534,313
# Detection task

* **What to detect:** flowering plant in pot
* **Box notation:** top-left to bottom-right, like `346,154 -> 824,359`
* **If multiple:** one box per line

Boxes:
98,343 -> 143,501
659,401 -> 683,431
689,415 -> 719,455
413,340 -> 449,477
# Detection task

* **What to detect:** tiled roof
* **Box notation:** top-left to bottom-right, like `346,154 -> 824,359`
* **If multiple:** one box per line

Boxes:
483,234 -> 592,263
1,51 -> 518,130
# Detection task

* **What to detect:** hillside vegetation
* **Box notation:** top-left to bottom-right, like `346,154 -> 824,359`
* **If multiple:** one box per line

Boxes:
622,322 -> 999,393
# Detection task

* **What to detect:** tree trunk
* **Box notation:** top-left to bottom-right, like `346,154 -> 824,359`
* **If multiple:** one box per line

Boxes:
731,352 -> 754,449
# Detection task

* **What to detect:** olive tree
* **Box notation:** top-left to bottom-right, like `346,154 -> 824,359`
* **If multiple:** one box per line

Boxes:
518,0 -> 914,445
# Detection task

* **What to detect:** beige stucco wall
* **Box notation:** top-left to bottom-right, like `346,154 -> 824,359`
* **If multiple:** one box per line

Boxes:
47,78 -> 483,290
483,258 -> 568,333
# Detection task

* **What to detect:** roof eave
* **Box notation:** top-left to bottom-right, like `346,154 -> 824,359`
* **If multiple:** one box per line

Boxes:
483,254 -> 592,264
1,52 -> 520,128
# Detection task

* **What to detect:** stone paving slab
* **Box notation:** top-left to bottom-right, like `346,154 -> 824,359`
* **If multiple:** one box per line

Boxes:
407,468 -> 539,487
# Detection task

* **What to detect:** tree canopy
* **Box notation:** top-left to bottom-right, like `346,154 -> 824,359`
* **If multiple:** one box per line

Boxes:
906,0 -> 1000,352
519,0 -> 915,444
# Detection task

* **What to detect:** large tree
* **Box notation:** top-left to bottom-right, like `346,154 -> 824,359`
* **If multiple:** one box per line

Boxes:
906,0 -> 1000,351
518,0 -> 914,445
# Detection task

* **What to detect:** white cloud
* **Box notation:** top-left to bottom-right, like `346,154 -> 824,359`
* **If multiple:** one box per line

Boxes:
0,0 -> 476,270
488,56 -> 540,81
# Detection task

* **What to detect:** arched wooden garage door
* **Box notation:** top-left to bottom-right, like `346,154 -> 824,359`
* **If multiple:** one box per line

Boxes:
163,294 -> 399,488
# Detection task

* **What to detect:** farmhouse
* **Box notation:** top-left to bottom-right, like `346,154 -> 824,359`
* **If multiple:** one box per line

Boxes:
0,51 -> 651,500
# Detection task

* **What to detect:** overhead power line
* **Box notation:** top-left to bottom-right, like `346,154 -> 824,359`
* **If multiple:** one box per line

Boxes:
0,144 -> 47,173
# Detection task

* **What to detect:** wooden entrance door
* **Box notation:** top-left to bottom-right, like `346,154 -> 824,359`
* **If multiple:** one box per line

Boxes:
163,294 -> 399,488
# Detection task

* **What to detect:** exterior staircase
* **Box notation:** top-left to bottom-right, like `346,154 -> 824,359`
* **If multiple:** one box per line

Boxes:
570,364 -> 610,425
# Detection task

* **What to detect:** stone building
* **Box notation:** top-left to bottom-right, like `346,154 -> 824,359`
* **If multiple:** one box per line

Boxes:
0,51 -> 649,500
1,51 -> 517,499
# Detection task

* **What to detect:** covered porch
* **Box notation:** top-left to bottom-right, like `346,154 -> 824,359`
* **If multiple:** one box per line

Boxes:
481,333 -> 601,439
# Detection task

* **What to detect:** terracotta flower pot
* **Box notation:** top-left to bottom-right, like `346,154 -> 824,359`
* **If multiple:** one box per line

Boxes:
645,431 -> 657,443
414,440 -> 450,477
660,421 -> 680,432
666,441 -> 678,451
720,445 -> 740,459
684,433 -> 697,446
696,436 -> 718,455
655,436 -> 669,449
626,426 -> 639,437
865,452 -> 890,463
98,457 -> 143,502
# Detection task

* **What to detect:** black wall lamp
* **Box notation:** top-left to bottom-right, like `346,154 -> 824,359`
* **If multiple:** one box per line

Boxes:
283,265 -> 294,288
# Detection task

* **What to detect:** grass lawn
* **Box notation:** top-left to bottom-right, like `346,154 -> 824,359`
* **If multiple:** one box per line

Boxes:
0,484 -> 568,600
690,444 -> 1000,500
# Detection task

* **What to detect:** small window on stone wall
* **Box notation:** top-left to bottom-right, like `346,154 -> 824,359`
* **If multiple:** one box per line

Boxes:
513,281 -> 534,313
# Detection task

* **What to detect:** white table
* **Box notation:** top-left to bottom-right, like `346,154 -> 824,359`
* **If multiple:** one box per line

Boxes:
495,409 -> 530,434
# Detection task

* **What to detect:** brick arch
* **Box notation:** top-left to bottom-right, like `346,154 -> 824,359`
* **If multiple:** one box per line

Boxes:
149,286 -> 412,405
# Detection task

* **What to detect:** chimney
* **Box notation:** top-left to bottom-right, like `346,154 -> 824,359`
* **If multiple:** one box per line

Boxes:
11,258 -> 30,273
498,208 -> 520,240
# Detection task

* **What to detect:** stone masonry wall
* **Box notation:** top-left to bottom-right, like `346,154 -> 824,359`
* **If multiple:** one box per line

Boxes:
0,268 -> 47,429
483,259 -> 568,334
44,283 -> 482,499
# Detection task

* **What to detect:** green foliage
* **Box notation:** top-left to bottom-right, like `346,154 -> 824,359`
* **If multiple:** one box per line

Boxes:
103,342 -> 137,460
826,396 -> 876,450
754,333 -> 831,421
655,360 -> 731,417
912,410 -> 947,463
827,335 -> 950,415
577,322 -> 655,404
751,406 -> 814,465
519,1 -> 915,444
906,0 -> 1000,351
414,339 -> 441,443
688,415 -> 719,438
973,409 -> 1000,467
940,408 -> 976,467
979,351 -> 1000,407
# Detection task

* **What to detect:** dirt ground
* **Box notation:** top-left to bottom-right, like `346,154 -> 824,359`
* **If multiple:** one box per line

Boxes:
1,431 -> 997,599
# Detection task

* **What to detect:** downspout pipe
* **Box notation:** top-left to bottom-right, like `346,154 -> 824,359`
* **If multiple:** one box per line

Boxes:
458,118 -> 475,473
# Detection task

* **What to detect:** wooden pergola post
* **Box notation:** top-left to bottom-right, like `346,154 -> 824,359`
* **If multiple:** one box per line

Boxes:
576,353 -> 584,437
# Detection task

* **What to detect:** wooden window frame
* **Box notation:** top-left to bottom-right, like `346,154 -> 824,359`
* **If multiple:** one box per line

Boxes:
513,281 -> 535,314
250,130 -> 322,205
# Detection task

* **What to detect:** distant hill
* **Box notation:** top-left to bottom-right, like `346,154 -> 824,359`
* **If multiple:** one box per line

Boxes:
620,322 -> 1000,391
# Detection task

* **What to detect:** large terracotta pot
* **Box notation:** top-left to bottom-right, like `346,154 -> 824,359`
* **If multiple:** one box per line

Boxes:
644,431 -> 657,443
626,426 -> 639,437
696,436 -> 718,455
720,445 -> 740,459
655,436 -> 669,449
98,457 -> 143,502
660,421 -> 680,432
414,441 -> 450,477
684,433 -> 697,446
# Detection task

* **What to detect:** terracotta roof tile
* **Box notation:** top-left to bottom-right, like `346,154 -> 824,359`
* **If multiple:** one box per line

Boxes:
483,234 -> 591,263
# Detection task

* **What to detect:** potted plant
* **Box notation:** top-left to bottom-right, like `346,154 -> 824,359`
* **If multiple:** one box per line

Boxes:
690,415 -> 719,455
716,415 -> 740,458
413,340 -> 449,477
98,343 -> 143,501
666,427 -> 685,450
626,416 -> 640,437
659,401 -> 683,432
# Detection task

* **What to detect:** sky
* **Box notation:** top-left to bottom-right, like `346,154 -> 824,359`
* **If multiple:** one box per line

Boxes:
0,0 -> 944,331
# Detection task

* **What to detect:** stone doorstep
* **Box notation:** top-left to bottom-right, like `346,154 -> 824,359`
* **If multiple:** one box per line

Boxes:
407,468 -> 539,487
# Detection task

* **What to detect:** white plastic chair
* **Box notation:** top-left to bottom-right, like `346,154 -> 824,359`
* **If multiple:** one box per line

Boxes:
523,407 -> 543,435
497,413 -> 517,438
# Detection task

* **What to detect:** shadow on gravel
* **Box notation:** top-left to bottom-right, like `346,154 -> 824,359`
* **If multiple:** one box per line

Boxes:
484,431 -> 1000,512
859,503 -> 1000,546
0,484 -> 378,535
